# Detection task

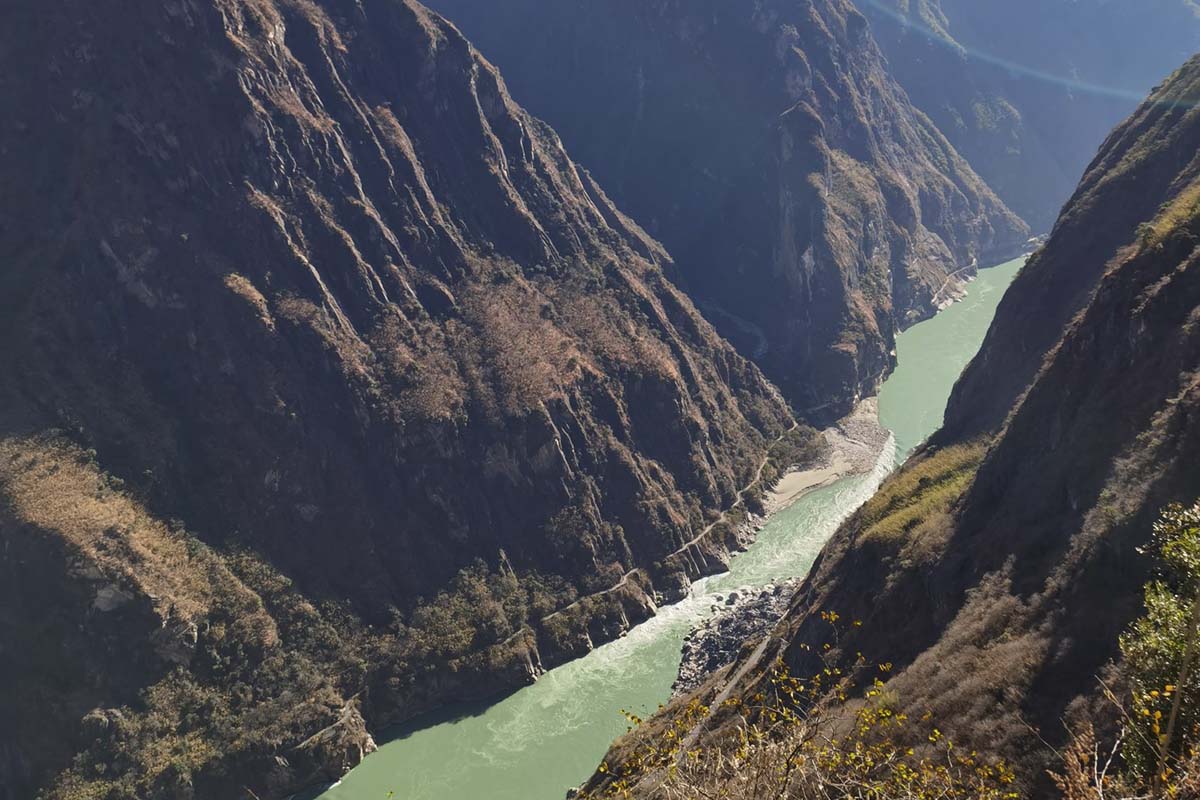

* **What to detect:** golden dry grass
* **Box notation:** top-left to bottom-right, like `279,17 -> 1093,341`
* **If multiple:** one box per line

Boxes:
858,441 -> 987,544
223,272 -> 276,330
0,434 -> 274,640
371,314 -> 467,422
553,284 -> 683,383
1144,178 -> 1200,246
459,279 -> 583,413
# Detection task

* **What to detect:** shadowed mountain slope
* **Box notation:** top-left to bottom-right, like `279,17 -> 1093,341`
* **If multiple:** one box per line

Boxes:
584,54 -> 1200,797
0,1 -> 814,796
426,0 -> 1030,422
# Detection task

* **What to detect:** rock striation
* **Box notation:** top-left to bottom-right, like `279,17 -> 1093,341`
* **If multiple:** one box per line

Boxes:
0,1 -> 817,797
425,0 -> 1030,423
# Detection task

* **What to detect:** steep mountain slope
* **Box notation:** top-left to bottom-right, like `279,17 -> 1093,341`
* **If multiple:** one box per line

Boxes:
943,51 -> 1200,441
585,55 -> 1200,795
0,1 -> 811,797
424,0 -> 1030,422
864,0 -> 1200,231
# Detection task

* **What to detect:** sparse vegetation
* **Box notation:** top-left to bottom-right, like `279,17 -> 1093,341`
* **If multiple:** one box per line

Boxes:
35,541 -> 551,800
583,614 -> 1018,800
2,432 -> 603,799
1051,502 -> 1200,800
0,433 -> 270,630
1137,179 -> 1200,248
857,442 -> 986,544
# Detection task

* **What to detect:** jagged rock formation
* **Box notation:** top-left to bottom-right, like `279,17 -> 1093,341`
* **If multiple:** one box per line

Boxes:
424,0 -> 1030,423
864,0 -> 1200,231
584,54 -> 1200,796
0,0 -> 815,796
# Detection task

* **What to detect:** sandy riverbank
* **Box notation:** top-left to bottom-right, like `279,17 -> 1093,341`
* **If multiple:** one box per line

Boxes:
673,399 -> 892,695
763,397 -> 892,516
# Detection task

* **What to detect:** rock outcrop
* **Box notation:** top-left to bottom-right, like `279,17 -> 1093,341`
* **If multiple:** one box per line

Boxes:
584,54 -> 1200,797
425,0 -> 1030,422
0,1 -> 814,796
674,580 -> 800,696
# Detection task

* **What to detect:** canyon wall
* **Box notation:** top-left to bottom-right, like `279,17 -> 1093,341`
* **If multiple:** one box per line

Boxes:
427,0 -> 1030,422
586,53 -> 1200,796
0,1 -> 813,796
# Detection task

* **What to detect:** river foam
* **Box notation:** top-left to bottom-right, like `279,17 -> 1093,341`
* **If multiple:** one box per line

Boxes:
308,256 -> 1027,800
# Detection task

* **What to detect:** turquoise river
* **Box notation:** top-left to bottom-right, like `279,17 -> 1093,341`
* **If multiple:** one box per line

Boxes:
309,256 -> 1027,800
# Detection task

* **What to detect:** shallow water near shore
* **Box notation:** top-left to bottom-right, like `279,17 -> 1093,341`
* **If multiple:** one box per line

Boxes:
307,256 -> 1027,800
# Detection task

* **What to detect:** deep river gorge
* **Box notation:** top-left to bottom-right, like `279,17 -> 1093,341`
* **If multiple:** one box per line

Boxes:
308,255 -> 1028,800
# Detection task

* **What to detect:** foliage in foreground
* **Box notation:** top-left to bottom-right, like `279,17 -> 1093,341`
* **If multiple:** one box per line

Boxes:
583,613 -> 1017,800
584,501 -> 1200,800
1055,502 -> 1200,799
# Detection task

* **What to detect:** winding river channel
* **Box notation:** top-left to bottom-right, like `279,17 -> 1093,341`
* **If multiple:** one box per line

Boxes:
309,256 -> 1027,800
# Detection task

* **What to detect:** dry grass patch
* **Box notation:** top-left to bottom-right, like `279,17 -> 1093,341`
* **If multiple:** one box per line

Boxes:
1140,177 -> 1200,247
223,272 -> 276,330
552,280 -> 683,383
0,434 -> 273,637
460,281 -> 582,413
858,441 -> 987,544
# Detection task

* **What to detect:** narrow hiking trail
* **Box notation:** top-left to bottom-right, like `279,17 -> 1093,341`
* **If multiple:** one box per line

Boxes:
541,422 -> 800,626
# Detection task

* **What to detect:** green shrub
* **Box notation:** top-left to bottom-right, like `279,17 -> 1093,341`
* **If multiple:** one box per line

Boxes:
1120,502 -> 1200,785
1057,501 -> 1200,799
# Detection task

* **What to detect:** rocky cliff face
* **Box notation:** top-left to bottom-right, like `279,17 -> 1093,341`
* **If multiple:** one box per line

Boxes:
585,55 -> 1200,795
943,49 -> 1200,441
864,0 -> 1200,231
424,0 -> 1030,423
0,1 -> 810,796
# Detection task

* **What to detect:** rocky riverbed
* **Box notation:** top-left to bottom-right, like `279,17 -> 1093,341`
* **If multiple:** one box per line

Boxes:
673,579 -> 802,695
674,399 -> 891,695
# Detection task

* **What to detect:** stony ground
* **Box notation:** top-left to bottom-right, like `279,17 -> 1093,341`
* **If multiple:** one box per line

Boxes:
674,579 -> 801,695
676,399 -> 893,695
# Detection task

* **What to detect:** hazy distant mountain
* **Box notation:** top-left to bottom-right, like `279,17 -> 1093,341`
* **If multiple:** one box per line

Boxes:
864,0 -> 1200,230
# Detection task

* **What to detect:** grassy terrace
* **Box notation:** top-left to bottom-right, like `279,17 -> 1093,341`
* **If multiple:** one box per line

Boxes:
857,441 -> 987,545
